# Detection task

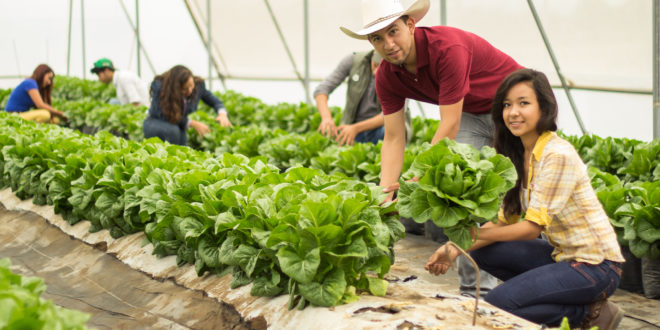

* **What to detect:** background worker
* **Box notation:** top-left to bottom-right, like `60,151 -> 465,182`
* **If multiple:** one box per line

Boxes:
314,50 -> 412,146
4,64 -> 66,123
91,58 -> 150,107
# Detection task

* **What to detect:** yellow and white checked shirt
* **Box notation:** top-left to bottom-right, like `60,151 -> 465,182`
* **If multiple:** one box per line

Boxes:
499,131 -> 624,264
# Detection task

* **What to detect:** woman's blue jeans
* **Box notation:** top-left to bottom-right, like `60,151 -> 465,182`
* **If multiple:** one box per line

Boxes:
470,239 -> 622,327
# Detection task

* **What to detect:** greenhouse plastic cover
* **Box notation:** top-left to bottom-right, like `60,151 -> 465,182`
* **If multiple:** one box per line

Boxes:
0,0 -> 654,140
186,0 -> 652,91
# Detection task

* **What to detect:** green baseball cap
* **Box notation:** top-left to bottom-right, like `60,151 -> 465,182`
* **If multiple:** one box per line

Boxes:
90,58 -> 114,74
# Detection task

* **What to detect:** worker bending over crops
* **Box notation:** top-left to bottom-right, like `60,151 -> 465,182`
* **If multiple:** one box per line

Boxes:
143,65 -> 232,146
4,64 -> 67,124
426,68 -> 625,329
314,50 -> 412,146
341,0 -> 522,298
91,58 -> 150,107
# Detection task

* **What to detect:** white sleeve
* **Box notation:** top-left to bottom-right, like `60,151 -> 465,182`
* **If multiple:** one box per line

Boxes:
123,76 -> 144,105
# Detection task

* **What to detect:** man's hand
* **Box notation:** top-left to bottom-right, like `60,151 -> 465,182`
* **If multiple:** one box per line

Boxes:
215,112 -> 233,127
190,120 -> 210,136
381,176 -> 419,203
318,118 -> 338,138
336,124 -> 360,146
425,243 -> 460,275
382,182 -> 400,203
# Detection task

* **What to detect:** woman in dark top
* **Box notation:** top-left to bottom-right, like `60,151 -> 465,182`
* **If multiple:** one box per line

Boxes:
143,65 -> 232,145
4,64 -> 66,123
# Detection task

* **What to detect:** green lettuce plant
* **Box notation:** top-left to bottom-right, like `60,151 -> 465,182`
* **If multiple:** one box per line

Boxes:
397,139 -> 517,250
0,258 -> 90,329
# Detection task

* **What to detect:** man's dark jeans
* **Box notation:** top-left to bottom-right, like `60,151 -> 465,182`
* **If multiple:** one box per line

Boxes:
354,125 -> 384,144
470,239 -> 621,327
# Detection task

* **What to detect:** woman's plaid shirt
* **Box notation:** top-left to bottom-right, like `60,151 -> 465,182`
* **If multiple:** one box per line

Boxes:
499,131 -> 624,264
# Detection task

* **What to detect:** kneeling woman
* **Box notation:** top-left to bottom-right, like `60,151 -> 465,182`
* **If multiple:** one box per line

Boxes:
4,64 -> 66,123
143,65 -> 232,145
425,68 -> 624,329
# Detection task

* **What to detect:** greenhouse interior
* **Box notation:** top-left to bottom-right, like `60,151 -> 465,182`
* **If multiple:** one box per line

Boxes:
0,0 -> 659,329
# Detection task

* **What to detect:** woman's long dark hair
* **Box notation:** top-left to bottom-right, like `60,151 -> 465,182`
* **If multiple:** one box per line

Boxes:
31,64 -> 54,105
154,65 -> 202,124
492,68 -> 558,219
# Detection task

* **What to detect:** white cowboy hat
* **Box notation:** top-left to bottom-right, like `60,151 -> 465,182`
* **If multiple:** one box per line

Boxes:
340,0 -> 430,40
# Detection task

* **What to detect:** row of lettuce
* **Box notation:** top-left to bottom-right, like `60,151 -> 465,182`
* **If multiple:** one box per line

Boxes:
0,112 -> 405,309
566,134 -> 660,260
2,77 -> 658,260
0,78 -> 657,310
0,258 -> 90,329
48,78 -> 660,259
34,92 -> 441,184
0,77 -> 522,313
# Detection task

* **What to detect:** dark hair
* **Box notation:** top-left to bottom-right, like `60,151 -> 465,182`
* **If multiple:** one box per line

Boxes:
98,67 -> 115,73
491,68 -> 558,219
31,64 -> 54,105
154,65 -> 202,124
400,15 -> 409,24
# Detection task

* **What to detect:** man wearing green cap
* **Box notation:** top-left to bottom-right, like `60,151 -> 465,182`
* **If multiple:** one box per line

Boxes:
314,50 -> 412,146
91,58 -> 150,107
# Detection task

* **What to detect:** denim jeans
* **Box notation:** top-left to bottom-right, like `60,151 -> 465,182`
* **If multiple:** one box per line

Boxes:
470,239 -> 622,327
143,117 -> 187,146
354,125 -> 385,144
455,112 -> 494,151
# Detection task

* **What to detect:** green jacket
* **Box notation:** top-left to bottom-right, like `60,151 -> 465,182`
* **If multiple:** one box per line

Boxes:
344,50 -> 413,143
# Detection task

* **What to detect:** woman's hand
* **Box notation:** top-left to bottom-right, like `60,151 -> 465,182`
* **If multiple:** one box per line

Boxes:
425,243 -> 460,275
51,109 -> 68,121
215,112 -> 233,127
190,120 -> 210,136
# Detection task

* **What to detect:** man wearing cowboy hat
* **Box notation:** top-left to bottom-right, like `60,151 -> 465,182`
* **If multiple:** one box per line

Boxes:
341,0 -> 523,298
314,50 -> 413,146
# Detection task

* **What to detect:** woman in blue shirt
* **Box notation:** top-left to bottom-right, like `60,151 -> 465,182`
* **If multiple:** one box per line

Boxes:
4,64 -> 66,123
143,65 -> 232,145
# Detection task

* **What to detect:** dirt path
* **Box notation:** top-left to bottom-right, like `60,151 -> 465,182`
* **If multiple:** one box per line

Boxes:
0,204 -> 253,330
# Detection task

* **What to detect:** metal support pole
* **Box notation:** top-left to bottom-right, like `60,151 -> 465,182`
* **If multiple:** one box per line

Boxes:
207,0 -> 212,90
303,0 -> 311,104
118,0 -> 156,75
66,0 -> 73,76
526,0 -> 587,135
439,0 -> 447,26
263,0 -> 306,88
182,0 -> 227,90
654,0 -> 660,140
136,0 -> 141,77
12,41 -> 21,77
81,0 -> 86,79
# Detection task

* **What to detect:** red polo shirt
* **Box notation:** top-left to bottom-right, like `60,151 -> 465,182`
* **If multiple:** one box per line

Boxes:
376,26 -> 523,115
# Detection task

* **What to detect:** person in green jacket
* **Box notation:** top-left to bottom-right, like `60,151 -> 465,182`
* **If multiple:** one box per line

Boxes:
314,50 -> 411,146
